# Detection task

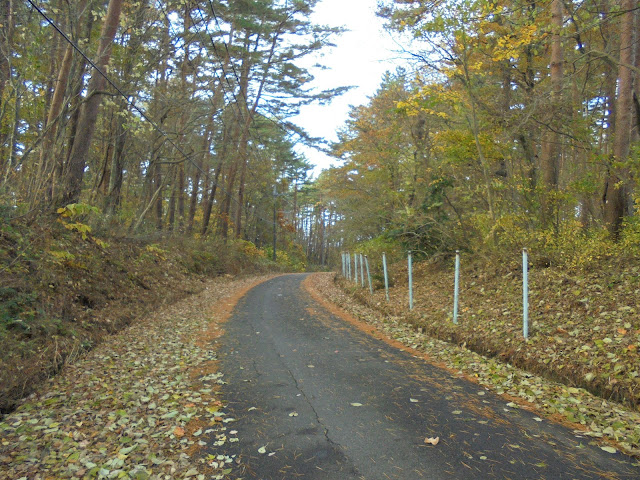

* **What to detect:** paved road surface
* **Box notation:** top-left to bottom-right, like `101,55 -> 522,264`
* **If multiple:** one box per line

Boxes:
214,274 -> 639,479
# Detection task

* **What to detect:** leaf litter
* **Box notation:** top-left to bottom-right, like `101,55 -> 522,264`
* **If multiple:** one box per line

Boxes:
306,273 -> 640,458
0,275 -> 275,479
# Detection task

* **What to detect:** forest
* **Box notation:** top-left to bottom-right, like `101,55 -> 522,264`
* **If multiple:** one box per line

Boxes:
0,0 -> 638,267
2,0 -> 640,473
320,0 -> 640,268
0,0 -> 347,268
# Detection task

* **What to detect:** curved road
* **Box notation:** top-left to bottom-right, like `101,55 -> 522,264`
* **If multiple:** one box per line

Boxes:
214,274 -> 639,479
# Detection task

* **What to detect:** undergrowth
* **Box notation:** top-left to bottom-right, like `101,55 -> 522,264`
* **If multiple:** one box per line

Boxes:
0,209 -> 302,414
343,224 -> 640,411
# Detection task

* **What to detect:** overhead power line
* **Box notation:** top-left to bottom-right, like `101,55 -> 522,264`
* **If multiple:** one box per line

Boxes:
25,0 -> 281,230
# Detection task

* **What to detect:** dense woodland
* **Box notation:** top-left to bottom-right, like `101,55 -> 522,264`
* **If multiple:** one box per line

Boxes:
2,0 -> 640,460
0,0 -> 639,267
319,0 -> 640,268
0,0 -> 346,268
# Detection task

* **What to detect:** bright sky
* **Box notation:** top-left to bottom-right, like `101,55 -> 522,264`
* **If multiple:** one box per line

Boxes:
292,0 -> 406,177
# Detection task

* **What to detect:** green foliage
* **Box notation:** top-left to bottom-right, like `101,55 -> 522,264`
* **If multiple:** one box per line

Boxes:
0,287 -> 39,335
486,215 -> 640,271
56,204 -> 101,241
56,204 -> 101,219
143,244 -> 167,261
234,239 -> 267,260
386,177 -> 457,257
276,250 -> 307,272
356,235 -> 403,264
262,245 -> 307,272
47,250 -> 76,264
187,249 -> 221,276
60,222 -> 92,240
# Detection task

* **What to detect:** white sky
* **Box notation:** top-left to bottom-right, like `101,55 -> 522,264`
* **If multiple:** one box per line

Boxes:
291,0 -> 406,177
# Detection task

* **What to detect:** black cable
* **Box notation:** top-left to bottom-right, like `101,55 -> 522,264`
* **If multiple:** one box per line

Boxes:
26,0 -> 280,229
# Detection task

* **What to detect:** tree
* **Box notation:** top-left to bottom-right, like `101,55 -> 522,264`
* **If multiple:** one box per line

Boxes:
603,0 -> 636,237
57,0 -> 124,206
539,0 -> 564,229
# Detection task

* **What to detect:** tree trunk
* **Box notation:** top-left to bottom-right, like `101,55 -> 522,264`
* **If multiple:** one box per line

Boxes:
603,0 -> 635,238
3,80 -> 20,185
167,167 -> 177,231
104,0 -> 148,214
0,0 -> 14,104
57,0 -> 123,206
539,0 -> 564,229
632,7 -> 640,142
154,162 -> 163,230
53,6 -> 96,201
197,43 -> 230,235
220,161 -> 238,239
201,160 -> 224,236
177,162 -> 185,231
187,141 -> 206,234
234,28 -> 281,238
38,43 -> 74,199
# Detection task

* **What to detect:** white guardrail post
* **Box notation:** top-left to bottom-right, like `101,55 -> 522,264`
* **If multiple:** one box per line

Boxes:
365,255 -> 373,295
453,250 -> 460,324
408,251 -> 413,310
382,252 -> 389,302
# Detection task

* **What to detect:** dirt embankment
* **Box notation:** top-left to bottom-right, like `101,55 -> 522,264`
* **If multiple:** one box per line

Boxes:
0,218 -> 271,414
340,258 -> 640,410
307,271 -> 640,457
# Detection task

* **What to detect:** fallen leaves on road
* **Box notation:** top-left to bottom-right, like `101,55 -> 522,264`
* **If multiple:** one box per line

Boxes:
0,275 -> 273,480
306,273 -> 640,457
424,437 -> 440,445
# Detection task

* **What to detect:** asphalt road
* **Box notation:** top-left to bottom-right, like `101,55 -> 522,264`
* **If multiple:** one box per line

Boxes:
215,274 -> 639,479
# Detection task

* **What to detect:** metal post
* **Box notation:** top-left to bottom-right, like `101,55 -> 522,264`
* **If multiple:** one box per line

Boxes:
453,250 -> 460,324
408,251 -> 413,310
344,253 -> 348,279
365,255 -> 373,295
523,248 -> 529,339
347,253 -> 353,280
360,253 -> 365,287
382,252 -> 389,302
272,185 -> 277,262
353,253 -> 359,284
344,253 -> 347,277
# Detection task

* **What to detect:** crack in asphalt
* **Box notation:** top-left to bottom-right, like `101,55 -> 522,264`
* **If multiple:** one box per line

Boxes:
247,313 -> 364,476
284,367 -> 337,445
248,311 -> 340,447
251,359 -> 261,377
282,364 -> 365,478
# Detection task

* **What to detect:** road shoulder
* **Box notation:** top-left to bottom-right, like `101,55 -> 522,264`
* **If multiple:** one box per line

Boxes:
0,274 -> 276,480
304,272 -> 640,459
